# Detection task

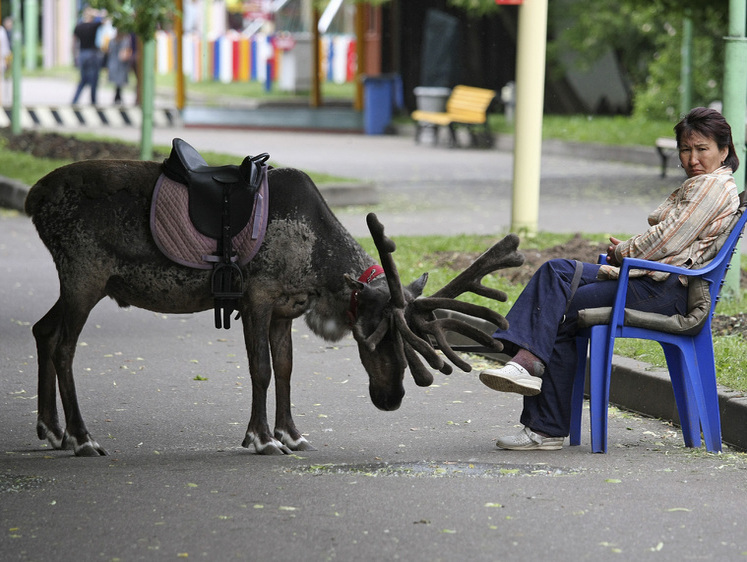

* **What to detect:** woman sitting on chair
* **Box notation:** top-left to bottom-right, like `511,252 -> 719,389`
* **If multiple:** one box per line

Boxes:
480,107 -> 740,450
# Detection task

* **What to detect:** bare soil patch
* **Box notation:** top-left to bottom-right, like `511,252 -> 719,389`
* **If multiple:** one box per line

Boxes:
431,234 -> 747,339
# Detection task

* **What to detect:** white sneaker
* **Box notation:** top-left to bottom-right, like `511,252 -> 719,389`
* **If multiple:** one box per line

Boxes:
479,362 -> 542,396
495,426 -> 564,451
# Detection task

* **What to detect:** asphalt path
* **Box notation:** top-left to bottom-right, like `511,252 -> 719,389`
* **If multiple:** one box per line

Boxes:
0,168 -> 747,561
2,210 -> 747,561
3,77 -> 746,560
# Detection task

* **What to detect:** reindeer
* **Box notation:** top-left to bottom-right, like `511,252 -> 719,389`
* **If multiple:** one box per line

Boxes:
25,153 -> 523,456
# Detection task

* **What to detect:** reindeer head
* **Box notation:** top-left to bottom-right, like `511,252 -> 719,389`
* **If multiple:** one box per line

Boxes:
345,213 -> 524,411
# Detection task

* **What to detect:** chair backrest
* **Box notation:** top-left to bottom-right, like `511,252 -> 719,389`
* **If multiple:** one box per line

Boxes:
700,193 -> 747,316
578,191 -> 747,335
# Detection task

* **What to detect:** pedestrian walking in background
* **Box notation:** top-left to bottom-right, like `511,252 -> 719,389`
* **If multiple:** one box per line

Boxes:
0,16 -> 11,104
107,30 -> 132,105
479,107 -> 740,451
72,7 -> 105,105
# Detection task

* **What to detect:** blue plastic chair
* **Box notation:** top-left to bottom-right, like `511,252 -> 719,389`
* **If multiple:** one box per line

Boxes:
570,196 -> 747,453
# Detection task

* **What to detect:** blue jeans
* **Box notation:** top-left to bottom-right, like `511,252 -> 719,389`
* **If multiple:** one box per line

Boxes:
72,49 -> 101,105
493,258 -> 688,437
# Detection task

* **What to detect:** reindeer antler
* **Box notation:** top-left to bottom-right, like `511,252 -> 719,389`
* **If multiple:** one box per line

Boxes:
365,213 -> 524,383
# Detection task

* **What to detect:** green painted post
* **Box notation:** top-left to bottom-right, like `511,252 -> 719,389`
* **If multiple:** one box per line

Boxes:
722,0 -> 747,301
11,0 -> 21,134
23,0 -> 38,71
680,15 -> 692,117
139,37 -> 155,161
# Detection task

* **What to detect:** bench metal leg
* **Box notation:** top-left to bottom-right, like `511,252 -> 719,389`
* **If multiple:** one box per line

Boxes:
415,123 -> 440,146
656,147 -> 669,178
448,124 -> 459,148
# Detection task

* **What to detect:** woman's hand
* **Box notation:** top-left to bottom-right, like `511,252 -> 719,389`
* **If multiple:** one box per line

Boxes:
606,236 -> 622,266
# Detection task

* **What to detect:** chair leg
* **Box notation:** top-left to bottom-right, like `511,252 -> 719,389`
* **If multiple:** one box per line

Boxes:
569,336 -> 589,446
588,327 -> 614,453
691,334 -> 722,452
662,336 -> 722,453
696,357 -> 723,453
661,342 -> 701,448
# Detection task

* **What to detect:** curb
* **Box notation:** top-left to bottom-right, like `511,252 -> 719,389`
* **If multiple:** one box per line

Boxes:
0,175 -> 29,212
608,357 -> 747,452
0,106 -> 180,129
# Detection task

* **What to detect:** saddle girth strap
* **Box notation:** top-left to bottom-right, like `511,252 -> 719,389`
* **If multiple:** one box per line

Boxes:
210,183 -> 244,329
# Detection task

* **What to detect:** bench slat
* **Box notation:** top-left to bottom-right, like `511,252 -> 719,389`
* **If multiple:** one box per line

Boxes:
411,85 -> 496,147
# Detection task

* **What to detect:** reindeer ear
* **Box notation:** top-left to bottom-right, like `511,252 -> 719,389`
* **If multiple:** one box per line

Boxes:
344,273 -> 365,291
407,273 -> 429,298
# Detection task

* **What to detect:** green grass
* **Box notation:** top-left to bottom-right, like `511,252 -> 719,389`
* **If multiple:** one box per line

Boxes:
484,113 -> 675,147
0,149 -> 72,186
155,71 -> 357,104
398,107 -> 674,147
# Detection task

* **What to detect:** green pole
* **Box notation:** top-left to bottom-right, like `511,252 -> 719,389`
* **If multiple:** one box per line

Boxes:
11,0 -> 21,135
23,0 -> 38,71
680,15 -> 692,117
722,0 -> 747,301
139,37 -> 155,161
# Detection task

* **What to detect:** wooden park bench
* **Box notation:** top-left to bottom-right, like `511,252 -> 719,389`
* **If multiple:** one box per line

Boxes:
655,137 -> 678,178
411,85 -> 496,148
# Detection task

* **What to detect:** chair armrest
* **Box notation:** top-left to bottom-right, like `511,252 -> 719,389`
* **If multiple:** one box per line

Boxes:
606,256 -> 716,332
618,257 -> 700,278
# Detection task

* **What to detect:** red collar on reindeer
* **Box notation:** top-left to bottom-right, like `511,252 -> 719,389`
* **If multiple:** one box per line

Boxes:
347,264 -> 385,324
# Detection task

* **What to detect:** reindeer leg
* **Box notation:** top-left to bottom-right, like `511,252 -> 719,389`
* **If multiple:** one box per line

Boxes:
32,299 -> 65,449
240,310 -> 291,455
47,288 -> 107,456
270,317 -> 315,451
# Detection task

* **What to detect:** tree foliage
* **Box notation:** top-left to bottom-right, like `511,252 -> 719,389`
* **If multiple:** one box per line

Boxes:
444,0 -> 729,118
89,0 -> 176,39
553,0 -> 727,118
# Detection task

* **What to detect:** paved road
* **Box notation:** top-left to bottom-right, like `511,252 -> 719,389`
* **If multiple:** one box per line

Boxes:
2,76 -> 746,561
2,211 -> 747,561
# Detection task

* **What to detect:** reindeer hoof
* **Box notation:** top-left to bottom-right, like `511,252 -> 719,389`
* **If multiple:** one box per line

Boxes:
274,430 -> 317,452
37,420 -> 65,450
63,431 -> 108,457
242,432 -> 292,455
76,443 -> 109,457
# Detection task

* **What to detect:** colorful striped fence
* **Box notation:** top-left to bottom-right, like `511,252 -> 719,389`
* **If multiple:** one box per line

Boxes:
155,30 -> 357,85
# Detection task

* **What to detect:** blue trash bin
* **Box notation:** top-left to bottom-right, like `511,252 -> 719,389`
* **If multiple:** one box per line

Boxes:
363,74 -> 403,135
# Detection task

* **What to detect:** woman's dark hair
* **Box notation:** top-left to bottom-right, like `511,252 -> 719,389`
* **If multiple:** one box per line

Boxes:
675,107 -> 739,172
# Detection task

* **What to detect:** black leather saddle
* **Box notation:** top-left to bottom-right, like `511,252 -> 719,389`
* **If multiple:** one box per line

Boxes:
161,138 -> 271,330
162,138 -> 269,239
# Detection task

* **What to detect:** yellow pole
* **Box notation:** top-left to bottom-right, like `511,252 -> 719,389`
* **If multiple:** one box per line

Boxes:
510,0 -> 548,238
175,0 -> 184,110
354,3 -> 365,112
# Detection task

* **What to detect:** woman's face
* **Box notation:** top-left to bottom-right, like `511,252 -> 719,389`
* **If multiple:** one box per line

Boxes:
678,131 -> 729,177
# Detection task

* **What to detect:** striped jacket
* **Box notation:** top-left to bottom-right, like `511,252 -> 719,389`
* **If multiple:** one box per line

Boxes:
599,166 -> 739,282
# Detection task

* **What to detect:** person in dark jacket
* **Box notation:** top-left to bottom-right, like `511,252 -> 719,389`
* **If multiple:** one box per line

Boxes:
72,8 -> 105,105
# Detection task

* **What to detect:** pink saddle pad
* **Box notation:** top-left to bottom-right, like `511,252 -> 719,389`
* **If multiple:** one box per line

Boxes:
150,172 -> 269,269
